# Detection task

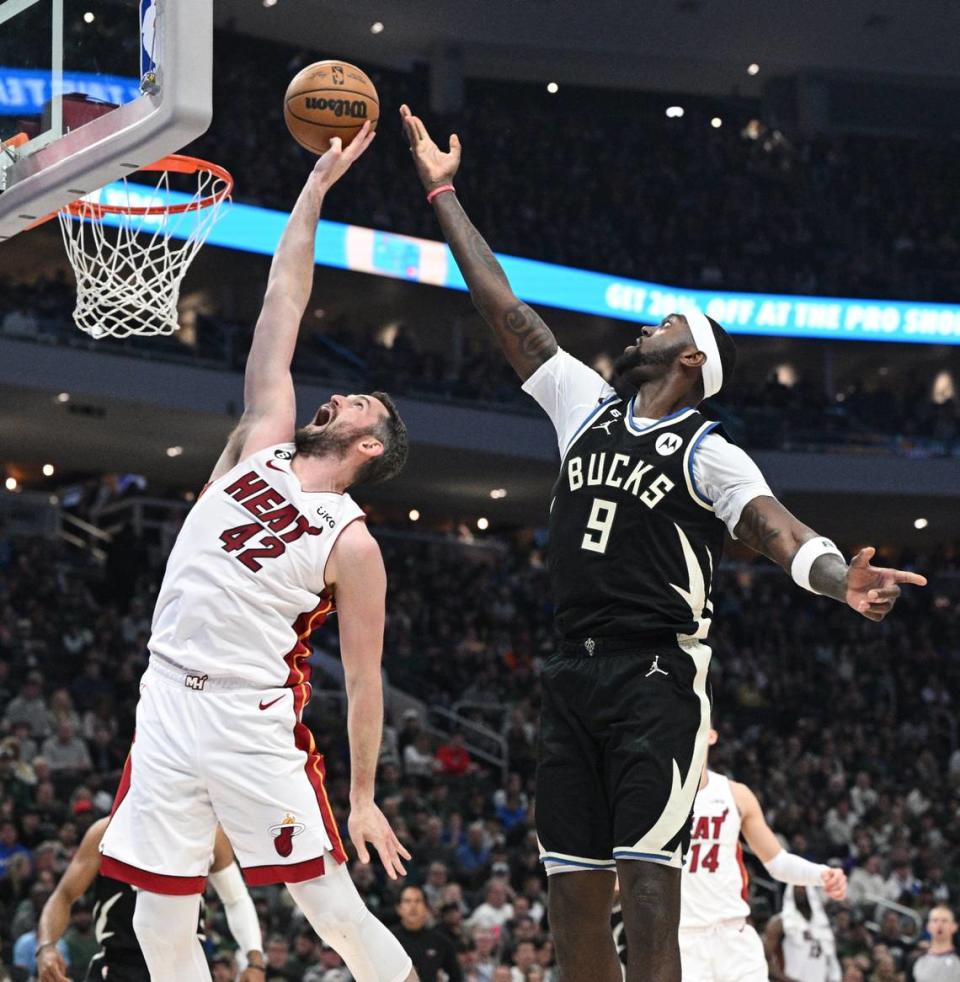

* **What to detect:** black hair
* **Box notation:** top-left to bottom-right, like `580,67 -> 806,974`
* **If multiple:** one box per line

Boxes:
352,391 -> 409,486
399,883 -> 428,904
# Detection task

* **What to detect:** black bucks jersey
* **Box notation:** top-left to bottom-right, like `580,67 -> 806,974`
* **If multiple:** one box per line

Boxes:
548,400 -> 727,640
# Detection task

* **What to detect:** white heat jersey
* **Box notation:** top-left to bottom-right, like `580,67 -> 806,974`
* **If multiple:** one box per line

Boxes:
680,770 -> 750,928
780,887 -> 839,982
149,443 -> 365,688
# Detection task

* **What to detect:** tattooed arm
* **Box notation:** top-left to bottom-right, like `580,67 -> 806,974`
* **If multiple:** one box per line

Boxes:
734,495 -> 925,621
401,105 -> 558,381
431,194 -> 557,379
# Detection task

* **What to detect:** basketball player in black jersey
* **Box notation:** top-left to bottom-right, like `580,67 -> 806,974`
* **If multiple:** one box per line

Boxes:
36,818 -> 264,981
401,105 -> 927,982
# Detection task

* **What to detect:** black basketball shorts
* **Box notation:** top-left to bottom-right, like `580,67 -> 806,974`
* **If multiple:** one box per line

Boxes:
535,637 -> 712,874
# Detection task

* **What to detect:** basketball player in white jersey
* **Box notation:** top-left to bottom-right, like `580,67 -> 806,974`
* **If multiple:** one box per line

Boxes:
765,886 -> 841,982
98,122 -> 417,982
680,729 -> 845,981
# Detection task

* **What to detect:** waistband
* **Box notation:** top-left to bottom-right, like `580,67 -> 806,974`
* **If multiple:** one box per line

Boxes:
147,652 -> 262,691
557,633 -> 678,657
679,917 -> 747,934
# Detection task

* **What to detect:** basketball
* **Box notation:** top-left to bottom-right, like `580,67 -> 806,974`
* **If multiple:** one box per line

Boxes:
283,60 -> 379,154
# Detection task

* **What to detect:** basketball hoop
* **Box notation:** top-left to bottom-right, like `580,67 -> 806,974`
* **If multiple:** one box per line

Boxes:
58,154 -> 233,339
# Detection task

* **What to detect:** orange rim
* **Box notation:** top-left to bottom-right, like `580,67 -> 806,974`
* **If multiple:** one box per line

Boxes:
63,154 -> 234,218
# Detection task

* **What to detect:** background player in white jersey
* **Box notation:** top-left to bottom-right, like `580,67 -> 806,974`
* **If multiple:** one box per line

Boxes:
612,727 -> 846,981
98,122 -> 417,982
765,886 -> 841,982
680,728 -> 846,981
36,819 -> 263,981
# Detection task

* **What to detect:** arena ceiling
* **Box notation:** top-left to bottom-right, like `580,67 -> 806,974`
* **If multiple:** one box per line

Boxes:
219,0 -> 960,95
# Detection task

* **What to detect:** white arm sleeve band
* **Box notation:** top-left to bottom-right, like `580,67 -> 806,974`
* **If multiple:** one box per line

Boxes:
763,849 -> 828,886
790,537 -> 844,594
208,864 -> 262,967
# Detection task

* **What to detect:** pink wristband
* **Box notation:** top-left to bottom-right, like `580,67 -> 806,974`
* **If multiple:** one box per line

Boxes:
426,184 -> 455,204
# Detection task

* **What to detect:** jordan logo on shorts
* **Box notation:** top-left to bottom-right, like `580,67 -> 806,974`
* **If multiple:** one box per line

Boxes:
184,673 -> 208,691
645,656 -> 668,678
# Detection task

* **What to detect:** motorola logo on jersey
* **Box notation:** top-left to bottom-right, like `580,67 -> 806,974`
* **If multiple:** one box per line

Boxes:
655,432 -> 683,456
269,814 -> 306,857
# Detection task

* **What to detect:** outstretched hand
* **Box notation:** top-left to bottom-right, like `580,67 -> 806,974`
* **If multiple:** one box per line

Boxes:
308,121 -> 376,196
400,104 -> 462,191
845,546 -> 927,622
348,800 -> 411,880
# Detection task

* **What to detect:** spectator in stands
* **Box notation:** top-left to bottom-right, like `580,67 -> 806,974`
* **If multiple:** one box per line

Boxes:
0,821 -> 30,878
467,880 -> 514,933
456,822 -> 493,885
40,720 -> 92,778
848,855 -> 888,906
392,884 -> 463,981
2,671 -> 48,738
404,731 -> 438,779
436,731 -> 474,778
284,930 -> 321,978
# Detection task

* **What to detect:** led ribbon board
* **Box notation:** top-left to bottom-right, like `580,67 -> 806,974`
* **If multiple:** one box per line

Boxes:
67,180 -> 960,346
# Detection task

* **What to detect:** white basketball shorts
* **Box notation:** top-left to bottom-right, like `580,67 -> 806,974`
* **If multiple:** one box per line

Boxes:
679,919 -> 769,982
100,657 -> 346,894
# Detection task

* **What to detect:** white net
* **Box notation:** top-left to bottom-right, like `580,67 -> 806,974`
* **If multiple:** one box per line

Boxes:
58,164 -> 231,339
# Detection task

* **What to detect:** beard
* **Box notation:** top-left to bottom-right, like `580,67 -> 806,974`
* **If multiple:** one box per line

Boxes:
611,338 -> 687,397
294,424 -> 364,459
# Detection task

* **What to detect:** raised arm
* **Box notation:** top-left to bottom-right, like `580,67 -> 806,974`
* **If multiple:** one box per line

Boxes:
208,124 -> 377,483
733,495 -> 926,622
36,817 -> 107,982
400,105 -> 557,381
326,521 -> 411,880
732,781 -> 846,900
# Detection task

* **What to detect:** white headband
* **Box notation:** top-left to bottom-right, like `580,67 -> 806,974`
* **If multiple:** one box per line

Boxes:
684,308 -> 723,400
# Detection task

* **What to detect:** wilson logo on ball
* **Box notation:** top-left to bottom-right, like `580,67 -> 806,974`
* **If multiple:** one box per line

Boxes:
304,97 -> 369,119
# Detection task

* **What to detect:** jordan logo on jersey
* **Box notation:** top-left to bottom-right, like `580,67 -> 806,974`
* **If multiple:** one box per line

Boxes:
220,471 -> 327,572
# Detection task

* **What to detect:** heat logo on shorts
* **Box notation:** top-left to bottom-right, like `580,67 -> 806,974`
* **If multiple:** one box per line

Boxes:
269,814 -> 305,857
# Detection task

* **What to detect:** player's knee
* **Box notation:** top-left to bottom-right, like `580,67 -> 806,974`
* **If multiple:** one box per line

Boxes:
132,890 -> 199,956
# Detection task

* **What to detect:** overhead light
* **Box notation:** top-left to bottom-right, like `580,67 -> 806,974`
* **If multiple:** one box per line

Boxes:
42,464 -> 55,477
166,446 -> 183,458
489,488 -> 507,499
4,478 -> 17,492
747,63 -> 760,76
83,11 -> 95,23
262,0 -> 277,7
408,509 -> 420,522
711,116 -> 723,128
546,82 -> 559,94
477,517 -> 489,531
56,392 -> 70,403
48,494 -> 59,506
665,106 -> 684,119
370,20 -> 384,33
914,517 -> 929,530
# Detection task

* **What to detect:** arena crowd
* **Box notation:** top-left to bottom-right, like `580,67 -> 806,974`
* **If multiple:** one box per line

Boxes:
0,520 -> 956,980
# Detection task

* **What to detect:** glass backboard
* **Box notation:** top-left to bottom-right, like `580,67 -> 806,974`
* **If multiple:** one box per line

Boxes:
0,0 -> 212,241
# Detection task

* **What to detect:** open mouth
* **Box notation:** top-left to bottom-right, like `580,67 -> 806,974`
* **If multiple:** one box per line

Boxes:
313,403 -> 335,427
